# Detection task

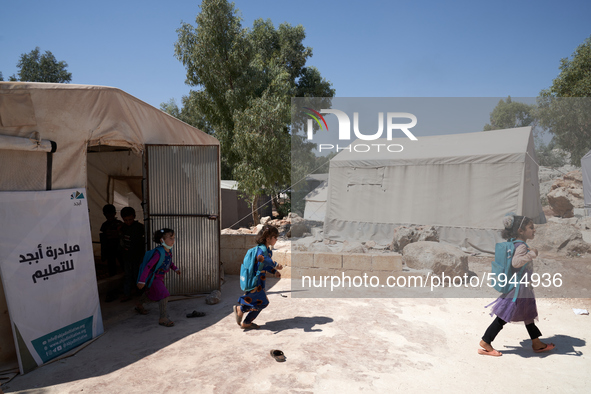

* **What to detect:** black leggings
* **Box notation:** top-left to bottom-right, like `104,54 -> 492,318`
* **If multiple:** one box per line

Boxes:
482,316 -> 542,344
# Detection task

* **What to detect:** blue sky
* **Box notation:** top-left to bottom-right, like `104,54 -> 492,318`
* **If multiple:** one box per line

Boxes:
1,0 -> 590,110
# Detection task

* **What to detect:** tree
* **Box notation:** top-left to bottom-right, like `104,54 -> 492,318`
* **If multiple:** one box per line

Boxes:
174,0 -> 334,222
483,96 -> 535,131
13,47 -> 72,83
537,35 -> 591,165
0,71 -> 3,81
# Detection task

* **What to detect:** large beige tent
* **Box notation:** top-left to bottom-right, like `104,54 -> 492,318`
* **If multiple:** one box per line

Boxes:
0,82 -> 220,376
323,127 -> 546,252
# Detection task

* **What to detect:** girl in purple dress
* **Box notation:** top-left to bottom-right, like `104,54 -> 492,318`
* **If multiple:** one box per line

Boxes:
478,215 -> 555,356
233,225 -> 283,330
135,228 -> 181,327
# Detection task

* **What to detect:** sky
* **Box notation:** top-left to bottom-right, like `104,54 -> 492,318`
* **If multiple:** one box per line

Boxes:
1,0 -> 590,111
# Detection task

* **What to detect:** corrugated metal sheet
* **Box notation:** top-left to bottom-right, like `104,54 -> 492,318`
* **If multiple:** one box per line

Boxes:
145,145 -> 220,294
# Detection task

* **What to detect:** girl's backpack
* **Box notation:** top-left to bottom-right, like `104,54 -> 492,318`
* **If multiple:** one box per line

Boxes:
491,239 -> 529,301
137,246 -> 166,288
240,245 -> 268,292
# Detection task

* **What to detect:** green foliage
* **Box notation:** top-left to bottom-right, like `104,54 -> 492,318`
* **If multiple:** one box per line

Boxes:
173,0 -> 334,221
483,96 -> 535,131
13,47 -> 72,83
535,139 -> 568,168
537,36 -> 591,166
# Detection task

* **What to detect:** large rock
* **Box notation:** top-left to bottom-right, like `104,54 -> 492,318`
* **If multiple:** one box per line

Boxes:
547,169 -> 584,217
402,241 -> 469,277
528,222 -> 590,255
390,225 -> 439,252
339,241 -> 366,254
288,215 -> 310,238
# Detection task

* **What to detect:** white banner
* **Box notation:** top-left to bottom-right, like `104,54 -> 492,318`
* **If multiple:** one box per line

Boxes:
0,188 -> 103,374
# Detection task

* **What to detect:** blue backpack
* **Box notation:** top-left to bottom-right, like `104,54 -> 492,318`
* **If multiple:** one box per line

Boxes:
240,245 -> 268,292
137,246 -> 166,288
491,239 -> 529,301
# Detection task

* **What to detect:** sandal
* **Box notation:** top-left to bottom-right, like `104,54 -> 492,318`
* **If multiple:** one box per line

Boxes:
533,343 -> 555,353
186,310 -> 206,318
233,305 -> 242,326
242,323 -> 259,330
159,320 -> 175,327
134,306 -> 148,315
270,349 -> 286,362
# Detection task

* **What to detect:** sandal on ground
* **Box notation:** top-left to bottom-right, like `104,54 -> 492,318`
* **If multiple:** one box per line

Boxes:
533,343 -> 555,353
233,305 -> 242,326
242,323 -> 259,330
186,310 -> 206,318
134,306 -> 148,315
159,320 -> 175,327
477,348 -> 502,357
270,349 -> 286,362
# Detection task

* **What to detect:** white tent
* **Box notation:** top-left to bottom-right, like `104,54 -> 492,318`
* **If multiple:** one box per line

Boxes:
323,127 -> 546,252
582,149 -> 591,209
304,180 -> 328,221
0,82 -> 221,375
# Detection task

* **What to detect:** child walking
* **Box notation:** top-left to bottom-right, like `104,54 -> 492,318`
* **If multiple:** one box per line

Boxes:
478,214 -> 555,356
135,228 -> 181,327
233,225 -> 283,330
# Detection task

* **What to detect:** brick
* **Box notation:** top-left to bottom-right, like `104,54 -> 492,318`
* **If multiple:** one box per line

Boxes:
220,234 -> 245,249
272,250 -> 290,267
243,234 -> 258,248
372,254 -> 403,271
342,254 -> 372,271
314,253 -> 342,269
279,265 -> 291,279
291,252 -> 314,268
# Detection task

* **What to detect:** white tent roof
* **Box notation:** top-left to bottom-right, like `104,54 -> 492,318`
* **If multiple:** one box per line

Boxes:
0,82 -> 218,190
323,127 -> 545,252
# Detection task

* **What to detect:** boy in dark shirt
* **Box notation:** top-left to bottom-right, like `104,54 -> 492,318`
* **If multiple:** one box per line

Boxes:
100,204 -> 122,277
120,207 -> 145,302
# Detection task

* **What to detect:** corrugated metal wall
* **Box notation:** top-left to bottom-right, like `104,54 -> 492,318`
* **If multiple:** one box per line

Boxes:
145,145 -> 220,294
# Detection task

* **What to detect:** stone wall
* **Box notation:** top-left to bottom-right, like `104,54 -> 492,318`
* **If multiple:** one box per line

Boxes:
221,234 -> 410,280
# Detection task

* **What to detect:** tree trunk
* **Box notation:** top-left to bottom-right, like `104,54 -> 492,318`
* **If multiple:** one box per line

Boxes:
251,195 -> 260,227
272,193 -> 281,218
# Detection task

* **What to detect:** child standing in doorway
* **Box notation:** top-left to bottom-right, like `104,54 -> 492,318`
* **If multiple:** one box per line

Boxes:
136,228 -> 181,327
478,214 -> 555,356
120,207 -> 145,302
233,225 -> 283,330
99,204 -> 122,277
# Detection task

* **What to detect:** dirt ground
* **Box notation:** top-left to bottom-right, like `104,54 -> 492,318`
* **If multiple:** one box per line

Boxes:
2,257 -> 590,394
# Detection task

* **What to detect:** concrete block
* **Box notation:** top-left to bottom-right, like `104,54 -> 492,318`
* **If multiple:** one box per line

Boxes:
372,254 -> 403,271
273,250 -> 291,267
314,253 -> 342,269
279,265 -> 291,279
244,234 -> 258,248
292,252 -> 314,268
220,234 -> 245,249
342,253 -> 372,271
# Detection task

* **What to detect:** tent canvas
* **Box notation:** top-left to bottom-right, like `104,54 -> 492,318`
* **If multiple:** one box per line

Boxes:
0,82 -> 220,375
582,149 -> 591,208
323,127 -> 546,252
304,180 -> 328,221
